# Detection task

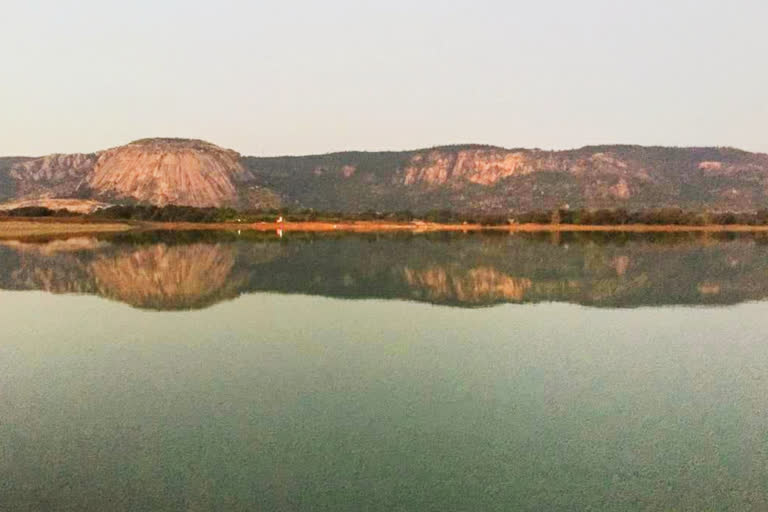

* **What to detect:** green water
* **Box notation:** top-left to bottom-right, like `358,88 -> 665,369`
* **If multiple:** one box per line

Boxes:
1,232 -> 767,510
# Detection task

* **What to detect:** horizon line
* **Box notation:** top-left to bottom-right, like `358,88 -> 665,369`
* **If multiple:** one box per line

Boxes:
5,140 -> 766,159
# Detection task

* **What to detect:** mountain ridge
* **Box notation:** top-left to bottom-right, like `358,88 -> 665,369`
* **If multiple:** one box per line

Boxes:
3,138 -> 768,213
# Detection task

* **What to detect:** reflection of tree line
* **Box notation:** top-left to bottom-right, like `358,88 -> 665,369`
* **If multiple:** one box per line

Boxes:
2,231 -> 768,310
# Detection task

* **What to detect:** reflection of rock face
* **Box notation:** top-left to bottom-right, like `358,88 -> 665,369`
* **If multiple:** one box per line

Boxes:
697,283 -> 721,295
612,256 -> 630,276
404,266 -> 531,303
3,237 -> 110,255
89,244 -> 241,310
0,237 -> 272,310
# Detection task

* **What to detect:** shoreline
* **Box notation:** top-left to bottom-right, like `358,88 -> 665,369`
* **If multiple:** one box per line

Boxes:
139,221 -> 768,233
0,220 -> 133,238
4,217 -> 768,237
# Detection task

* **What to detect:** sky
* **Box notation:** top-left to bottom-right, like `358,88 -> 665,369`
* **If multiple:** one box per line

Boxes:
1,0 -> 767,156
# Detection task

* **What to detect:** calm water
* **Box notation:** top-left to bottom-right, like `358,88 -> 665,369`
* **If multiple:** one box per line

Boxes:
1,231 -> 767,510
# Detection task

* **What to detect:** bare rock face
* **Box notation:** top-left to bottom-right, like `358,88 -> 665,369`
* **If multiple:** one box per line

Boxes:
404,149 -> 534,186
4,138 -> 282,209
401,148 -> 637,187
10,153 -> 98,197
88,138 -> 253,207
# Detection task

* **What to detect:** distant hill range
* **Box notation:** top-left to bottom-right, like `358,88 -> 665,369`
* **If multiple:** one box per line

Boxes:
2,138 -> 768,213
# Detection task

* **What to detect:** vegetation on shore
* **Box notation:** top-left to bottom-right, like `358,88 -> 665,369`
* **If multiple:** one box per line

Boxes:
5,204 -> 768,227
0,220 -> 131,237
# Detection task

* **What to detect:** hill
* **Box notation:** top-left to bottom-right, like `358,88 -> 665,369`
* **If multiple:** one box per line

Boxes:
3,139 -> 768,213
244,145 -> 768,212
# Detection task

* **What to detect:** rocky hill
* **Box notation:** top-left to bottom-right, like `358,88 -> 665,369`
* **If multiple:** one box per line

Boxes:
2,139 -> 280,211
244,145 -> 768,212
0,157 -> 32,202
8,152 -> 99,201
87,138 -> 256,207
3,139 -> 768,213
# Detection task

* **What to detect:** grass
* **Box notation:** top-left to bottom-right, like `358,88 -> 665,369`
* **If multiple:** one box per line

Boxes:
0,219 -> 133,238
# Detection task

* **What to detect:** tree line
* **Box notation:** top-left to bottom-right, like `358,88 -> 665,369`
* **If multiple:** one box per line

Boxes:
4,204 -> 768,226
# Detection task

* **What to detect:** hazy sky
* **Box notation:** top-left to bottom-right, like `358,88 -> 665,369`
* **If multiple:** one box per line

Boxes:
2,0 -> 766,156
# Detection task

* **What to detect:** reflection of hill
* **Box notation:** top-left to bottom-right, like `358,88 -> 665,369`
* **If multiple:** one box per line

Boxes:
0,238 -> 281,310
3,232 -> 768,309
403,266 -> 532,303
89,244 -> 242,310
238,233 -> 768,308
2,237 -> 110,254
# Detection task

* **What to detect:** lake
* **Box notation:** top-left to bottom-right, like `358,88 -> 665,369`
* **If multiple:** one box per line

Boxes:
1,231 -> 767,510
